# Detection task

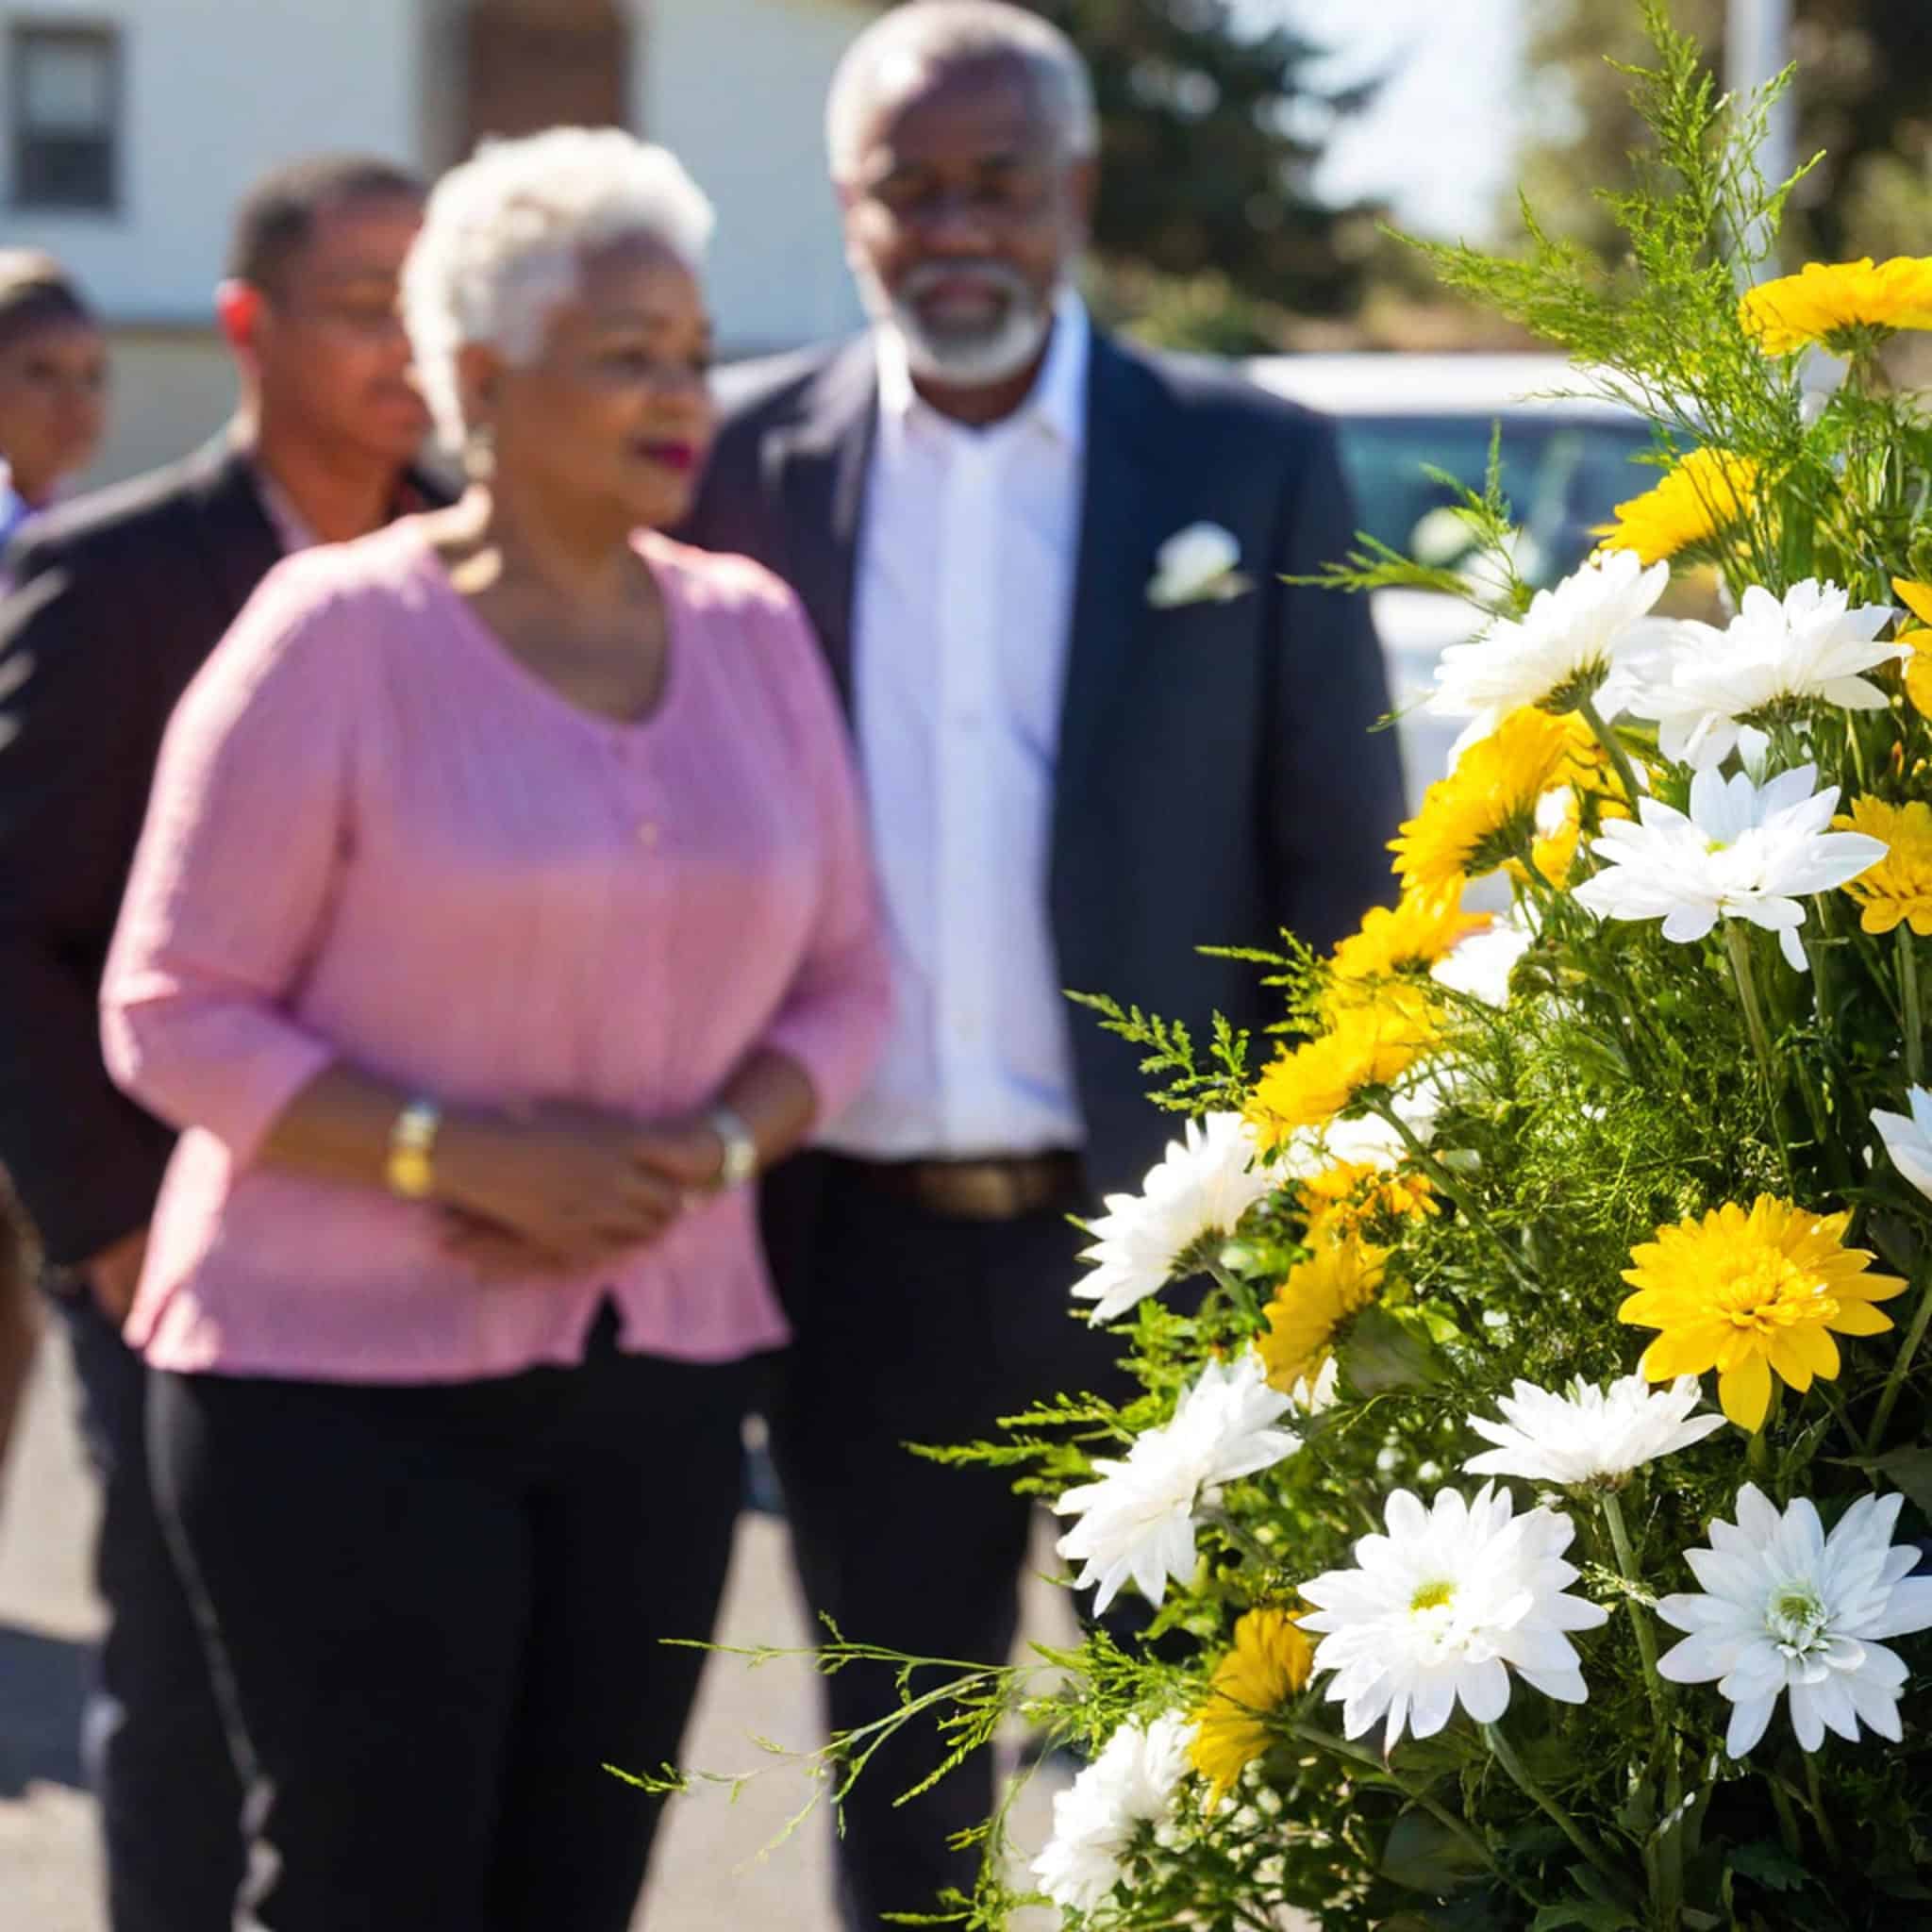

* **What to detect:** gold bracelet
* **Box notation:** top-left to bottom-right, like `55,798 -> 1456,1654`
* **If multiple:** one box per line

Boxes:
386,1099 -> 442,1200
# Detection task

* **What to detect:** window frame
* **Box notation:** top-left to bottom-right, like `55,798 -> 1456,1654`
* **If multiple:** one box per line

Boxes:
9,17 -> 124,215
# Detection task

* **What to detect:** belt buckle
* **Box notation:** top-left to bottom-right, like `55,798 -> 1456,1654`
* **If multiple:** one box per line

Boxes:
908,1160 -> 1008,1222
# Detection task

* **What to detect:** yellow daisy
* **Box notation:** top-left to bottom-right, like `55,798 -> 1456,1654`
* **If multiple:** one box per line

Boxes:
1257,1233 -> 1387,1394
1245,991 -> 1438,1150
1740,256 -> 1932,358
1331,890 -> 1491,982
1302,1158 -> 1438,1244
1188,1608 -> 1313,1807
1619,1196 -> 1906,1431
1834,796 -> 1932,936
1596,449 -> 1759,566
1890,577 -> 1932,720
1390,708 -> 1580,897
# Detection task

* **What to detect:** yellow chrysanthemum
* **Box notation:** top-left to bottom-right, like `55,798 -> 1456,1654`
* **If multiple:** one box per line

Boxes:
1740,256 -> 1932,358
1619,1196 -> 1906,1431
1244,991 -> 1438,1149
1390,708 -> 1579,897
1596,449 -> 1759,566
1331,890 -> 1491,982
1834,796 -> 1932,936
1188,1608 -> 1313,1807
1302,1158 -> 1438,1244
1890,578 -> 1932,720
1257,1233 -> 1387,1394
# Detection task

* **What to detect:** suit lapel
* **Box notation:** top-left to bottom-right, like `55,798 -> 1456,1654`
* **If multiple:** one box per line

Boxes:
772,339 -> 877,707
1051,335 -> 1174,920
182,437 -> 286,635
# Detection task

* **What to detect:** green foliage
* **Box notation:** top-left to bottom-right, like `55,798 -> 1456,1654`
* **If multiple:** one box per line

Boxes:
1517,0 -> 1932,270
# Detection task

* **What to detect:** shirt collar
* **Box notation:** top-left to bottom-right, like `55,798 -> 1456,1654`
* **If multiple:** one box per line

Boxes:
252,463 -> 320,556
0,465 -> 27,549
875,285 -> 1091,450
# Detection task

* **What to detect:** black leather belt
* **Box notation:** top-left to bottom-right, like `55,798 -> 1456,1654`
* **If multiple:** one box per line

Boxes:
854,1151 -> 1083,1222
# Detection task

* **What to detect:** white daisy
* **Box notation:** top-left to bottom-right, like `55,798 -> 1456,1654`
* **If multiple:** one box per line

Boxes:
1656,1484 -> 1932,1758
1429,549 -> 1672,757
1075,1113 -> 1274,1324
1572,762 -> 1887,971
1871,1087 -> 1932,1204
1462,1374 -> 1726,1487
1053,1354 -> 1300,1613
1032,1711 -> 1193,1915
1627,578 -> 1904,770
1299,1483 -> 1607,1747
1431,909 -> 1536,1008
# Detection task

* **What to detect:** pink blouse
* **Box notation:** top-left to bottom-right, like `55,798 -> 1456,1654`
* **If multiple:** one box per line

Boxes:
102,522 -> 891,1383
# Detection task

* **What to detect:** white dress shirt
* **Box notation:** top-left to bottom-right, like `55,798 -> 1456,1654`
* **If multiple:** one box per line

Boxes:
824,290 -> 1091,1160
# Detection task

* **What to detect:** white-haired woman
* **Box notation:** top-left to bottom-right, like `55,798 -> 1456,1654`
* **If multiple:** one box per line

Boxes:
99,128 -> 890,1932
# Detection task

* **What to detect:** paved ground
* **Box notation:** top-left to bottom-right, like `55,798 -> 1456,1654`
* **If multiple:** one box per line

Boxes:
0,1328 -> 1073,1930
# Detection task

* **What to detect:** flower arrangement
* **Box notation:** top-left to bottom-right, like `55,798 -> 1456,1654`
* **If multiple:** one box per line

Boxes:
822,12 -> 1932,1930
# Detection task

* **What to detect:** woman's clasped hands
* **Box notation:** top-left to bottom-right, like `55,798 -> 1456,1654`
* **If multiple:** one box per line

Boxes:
430,1100 -> 728,1277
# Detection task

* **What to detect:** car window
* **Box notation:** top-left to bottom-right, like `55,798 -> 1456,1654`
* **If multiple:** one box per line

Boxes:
1331,414 -> 1656,590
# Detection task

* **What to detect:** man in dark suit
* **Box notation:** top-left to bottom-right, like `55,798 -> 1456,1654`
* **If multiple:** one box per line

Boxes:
682,6 -> 1404,1925
0,155 -> 436,1932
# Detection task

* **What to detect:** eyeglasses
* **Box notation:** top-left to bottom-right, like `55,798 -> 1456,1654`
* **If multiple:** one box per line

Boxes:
274,296 -> 408,341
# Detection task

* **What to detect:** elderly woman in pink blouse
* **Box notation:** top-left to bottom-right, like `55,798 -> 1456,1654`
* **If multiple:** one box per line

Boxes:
99,129 -> 889,1932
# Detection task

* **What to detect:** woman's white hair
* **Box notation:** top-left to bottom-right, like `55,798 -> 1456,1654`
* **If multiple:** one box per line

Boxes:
402,125 -> 714,449
825,1 -> 1099,182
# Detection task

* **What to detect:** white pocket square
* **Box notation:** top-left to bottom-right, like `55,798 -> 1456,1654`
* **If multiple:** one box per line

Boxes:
1146,522 -> 1254,608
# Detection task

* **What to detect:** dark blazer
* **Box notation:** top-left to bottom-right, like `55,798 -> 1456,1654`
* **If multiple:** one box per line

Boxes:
684,326 -> 1405,1200
0,438 -> 441,1266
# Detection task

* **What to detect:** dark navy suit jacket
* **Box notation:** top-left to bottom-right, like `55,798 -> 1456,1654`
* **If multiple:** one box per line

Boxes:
684,325 -> 1405,1201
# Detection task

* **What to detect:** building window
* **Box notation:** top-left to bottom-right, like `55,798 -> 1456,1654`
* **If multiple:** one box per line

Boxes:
11,22 -> 121,211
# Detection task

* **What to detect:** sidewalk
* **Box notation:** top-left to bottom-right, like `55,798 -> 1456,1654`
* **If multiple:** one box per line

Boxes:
0,1329 -> 1071,1930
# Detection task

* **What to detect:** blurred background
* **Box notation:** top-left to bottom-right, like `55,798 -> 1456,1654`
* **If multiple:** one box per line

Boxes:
0,2 -> 1926,485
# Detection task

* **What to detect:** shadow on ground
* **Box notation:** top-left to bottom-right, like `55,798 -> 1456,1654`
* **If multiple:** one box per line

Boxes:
0,1624 -> 87,1794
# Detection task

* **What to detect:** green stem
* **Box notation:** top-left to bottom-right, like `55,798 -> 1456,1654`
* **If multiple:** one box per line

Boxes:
1901,925 -> 1924,1089
1481,1721 -> 1623,1888
1770,1777 -> 1804,1857
1204,1254 -> 1263,1327
1577,691 -> 1643,813
1724,918 -> 1778,1088
1804,1756 -> 1842,1863
1292,1722 -> 1531,1905
1370,1099 -> 1541,1294
1865,1256 -> 1932,1457
1601,1492 -> 1684,1927
1600,1493 -> 1666,1734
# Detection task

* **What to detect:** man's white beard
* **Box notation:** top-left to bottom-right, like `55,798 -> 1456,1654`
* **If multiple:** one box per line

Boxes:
861,261 -> 1056,390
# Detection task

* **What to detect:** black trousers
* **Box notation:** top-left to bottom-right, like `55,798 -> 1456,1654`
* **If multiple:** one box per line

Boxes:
47,1286 -> 245,1932
149,1308 -> 750,1932
765,1154 -> 1136,1930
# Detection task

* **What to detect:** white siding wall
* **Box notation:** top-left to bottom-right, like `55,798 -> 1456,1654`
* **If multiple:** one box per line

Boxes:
638,0 -> 868,355
0,0 -> 423,322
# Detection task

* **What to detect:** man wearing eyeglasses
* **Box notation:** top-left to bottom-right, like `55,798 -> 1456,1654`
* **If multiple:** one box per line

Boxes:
0,154 -> 440,1932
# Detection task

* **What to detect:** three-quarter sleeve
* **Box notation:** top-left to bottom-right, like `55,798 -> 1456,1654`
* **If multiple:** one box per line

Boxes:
752,591 -> 891,1123
101,558 -> 358,1165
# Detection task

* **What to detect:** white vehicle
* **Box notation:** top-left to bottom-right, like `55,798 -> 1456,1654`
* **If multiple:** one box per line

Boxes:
1245,353 -> 1656,808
